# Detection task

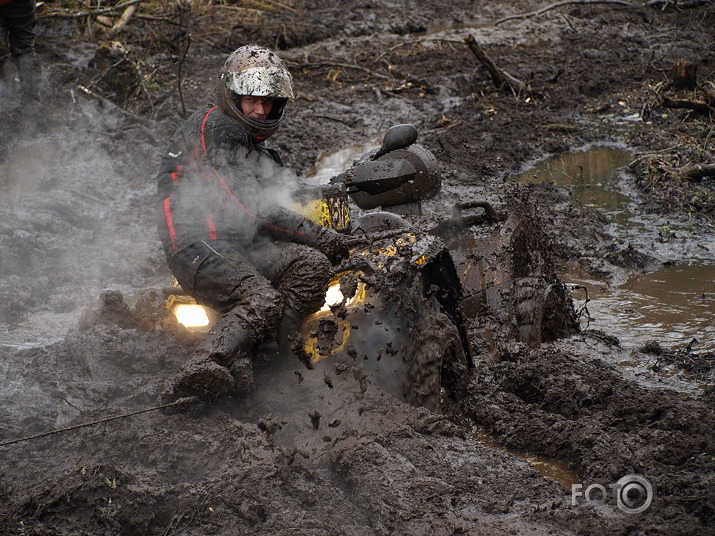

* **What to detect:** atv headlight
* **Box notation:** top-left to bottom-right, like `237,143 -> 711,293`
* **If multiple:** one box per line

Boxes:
320,282 -> 345,311
319,279 -> 366,312
173,303 -> 210,328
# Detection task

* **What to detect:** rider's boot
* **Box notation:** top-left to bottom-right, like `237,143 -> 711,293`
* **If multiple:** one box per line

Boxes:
160,325 -> 254,408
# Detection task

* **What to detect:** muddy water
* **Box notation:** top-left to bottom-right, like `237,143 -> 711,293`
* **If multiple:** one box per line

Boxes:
456,416 -> 580,489
567,263 -> 714,353
519,146 -> 715,353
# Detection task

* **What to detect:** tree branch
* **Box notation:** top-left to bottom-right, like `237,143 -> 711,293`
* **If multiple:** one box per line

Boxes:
464,34 -> 530,96
494,0 -> 633,26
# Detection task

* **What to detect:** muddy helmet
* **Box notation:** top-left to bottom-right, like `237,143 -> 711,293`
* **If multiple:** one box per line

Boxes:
217,45 -> 295,142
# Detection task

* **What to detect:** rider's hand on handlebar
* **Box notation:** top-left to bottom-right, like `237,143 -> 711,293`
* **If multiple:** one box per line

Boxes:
315,228 -> 351,265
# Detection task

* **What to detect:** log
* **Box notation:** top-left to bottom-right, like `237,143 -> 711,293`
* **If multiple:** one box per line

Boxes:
661,95 -> 713,115
673,164 -> 715,182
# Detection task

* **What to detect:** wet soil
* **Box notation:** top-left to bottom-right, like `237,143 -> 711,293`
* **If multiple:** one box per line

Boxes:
1,1 -> 714,535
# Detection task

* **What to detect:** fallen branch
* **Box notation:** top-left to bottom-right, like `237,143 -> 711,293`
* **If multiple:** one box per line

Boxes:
40,0 -> 145,19
661,95 -> 714,115
463,34 -> 529,96
494,0 -> 633,25
664,163 -> 715,181
106,4 -> 137,39
293,61 -> 391,81
90,11 -> 185,26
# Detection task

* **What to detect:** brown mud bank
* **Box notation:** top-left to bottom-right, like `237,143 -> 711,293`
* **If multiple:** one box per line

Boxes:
1,0 -> 715,535
1,298 -> 713,535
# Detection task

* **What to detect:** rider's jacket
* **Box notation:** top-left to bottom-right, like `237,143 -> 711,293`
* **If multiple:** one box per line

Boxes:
157,105 -> 323,262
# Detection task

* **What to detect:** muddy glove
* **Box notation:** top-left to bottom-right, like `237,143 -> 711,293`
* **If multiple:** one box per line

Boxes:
315,227 -> 351,264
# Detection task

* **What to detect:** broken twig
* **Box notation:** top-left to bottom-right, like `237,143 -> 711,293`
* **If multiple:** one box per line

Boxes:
463,34 -> 529,96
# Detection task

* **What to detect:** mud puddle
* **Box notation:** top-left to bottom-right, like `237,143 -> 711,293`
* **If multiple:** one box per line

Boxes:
456,416 -> 580,489
567,262 -> 714,353
519,145 -> 714,260
519,146 -> 714,353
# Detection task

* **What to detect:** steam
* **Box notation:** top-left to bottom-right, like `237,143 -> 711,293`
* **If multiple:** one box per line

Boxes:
0,97 -> 161,343
0,90 -> 316,347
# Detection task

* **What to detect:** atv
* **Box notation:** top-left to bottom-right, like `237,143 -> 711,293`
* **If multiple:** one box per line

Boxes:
164,125 -> 577,413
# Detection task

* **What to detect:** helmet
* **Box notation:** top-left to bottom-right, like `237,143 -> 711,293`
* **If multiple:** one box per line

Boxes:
217,45 -> 295,142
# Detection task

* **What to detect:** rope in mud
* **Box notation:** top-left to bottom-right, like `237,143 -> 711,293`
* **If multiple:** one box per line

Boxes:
0,396 -> 199,448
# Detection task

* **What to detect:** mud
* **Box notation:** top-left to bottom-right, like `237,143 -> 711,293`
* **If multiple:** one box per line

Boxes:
1,1 -> 714,535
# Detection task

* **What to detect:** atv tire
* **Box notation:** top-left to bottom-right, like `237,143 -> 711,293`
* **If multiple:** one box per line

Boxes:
403,296 -> 470,414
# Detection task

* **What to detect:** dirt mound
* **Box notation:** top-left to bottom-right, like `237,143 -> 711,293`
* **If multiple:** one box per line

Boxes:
460,333 -> 715,533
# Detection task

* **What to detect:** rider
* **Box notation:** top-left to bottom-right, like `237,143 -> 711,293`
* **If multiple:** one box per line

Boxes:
156,45 -> 349,403
0,0 -> 40,101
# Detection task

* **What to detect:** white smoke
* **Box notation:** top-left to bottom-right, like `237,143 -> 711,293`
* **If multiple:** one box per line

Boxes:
0,97 -> 162,345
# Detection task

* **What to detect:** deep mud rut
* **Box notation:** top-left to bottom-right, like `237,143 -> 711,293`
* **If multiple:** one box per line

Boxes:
1,1 -> 714,535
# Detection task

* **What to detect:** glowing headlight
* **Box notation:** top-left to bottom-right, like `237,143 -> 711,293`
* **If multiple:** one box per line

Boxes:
173,303 -> 210,328
318,280 -> 366,312
320,283 -> 344,312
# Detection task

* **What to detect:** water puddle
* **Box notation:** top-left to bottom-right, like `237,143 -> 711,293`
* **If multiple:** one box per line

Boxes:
519,146 -> 714,353
456,416 -> 580,488
518,145 -> 634,219
567,263 -> 714,353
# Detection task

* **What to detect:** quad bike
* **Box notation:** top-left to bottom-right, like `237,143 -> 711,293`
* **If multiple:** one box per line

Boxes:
164,125 -> 577,413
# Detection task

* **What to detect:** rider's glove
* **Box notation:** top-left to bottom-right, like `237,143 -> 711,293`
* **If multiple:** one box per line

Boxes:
315,228 -> 351,264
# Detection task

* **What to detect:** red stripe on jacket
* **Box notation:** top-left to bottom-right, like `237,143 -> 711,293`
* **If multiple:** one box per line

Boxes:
163,197 -> 178,251
170,165 -> 184,184
207,213 -> 217,240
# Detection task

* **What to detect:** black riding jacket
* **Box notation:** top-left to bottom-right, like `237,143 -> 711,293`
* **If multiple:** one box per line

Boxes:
157,105 -> 324,262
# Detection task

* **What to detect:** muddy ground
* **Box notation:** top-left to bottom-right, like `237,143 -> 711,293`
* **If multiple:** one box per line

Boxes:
1,1 -> 714,534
